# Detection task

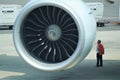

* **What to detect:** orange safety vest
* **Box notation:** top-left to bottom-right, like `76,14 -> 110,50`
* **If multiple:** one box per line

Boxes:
98,44 -> 104,55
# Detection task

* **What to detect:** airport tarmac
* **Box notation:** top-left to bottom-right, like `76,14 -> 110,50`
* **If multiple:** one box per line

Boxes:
0,25 -> 120,80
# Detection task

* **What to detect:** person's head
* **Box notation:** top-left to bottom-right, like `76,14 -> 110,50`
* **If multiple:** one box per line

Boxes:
97,40 -> 101,44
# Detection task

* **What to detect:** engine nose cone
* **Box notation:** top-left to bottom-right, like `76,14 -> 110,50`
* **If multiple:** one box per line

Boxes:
46,24 -> 62,41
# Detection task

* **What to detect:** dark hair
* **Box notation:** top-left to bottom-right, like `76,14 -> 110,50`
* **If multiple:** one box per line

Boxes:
97,40 -> 101,44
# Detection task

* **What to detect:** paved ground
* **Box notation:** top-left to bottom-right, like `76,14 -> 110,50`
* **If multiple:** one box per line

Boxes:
0,25 -> 120,80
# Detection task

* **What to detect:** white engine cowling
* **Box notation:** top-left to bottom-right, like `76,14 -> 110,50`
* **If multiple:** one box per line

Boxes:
13,0 -> 96,71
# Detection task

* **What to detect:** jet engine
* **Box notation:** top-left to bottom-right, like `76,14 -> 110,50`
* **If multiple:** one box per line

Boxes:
13,0 -> 96,71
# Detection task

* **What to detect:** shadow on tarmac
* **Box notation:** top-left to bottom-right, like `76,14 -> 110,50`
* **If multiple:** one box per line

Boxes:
0,54 -> 120,80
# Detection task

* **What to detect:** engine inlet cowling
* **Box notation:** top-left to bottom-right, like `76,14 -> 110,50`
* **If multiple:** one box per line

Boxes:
13,0 -> 96,71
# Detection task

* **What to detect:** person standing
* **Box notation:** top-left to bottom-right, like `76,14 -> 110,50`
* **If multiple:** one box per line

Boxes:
96,40 -> 105,67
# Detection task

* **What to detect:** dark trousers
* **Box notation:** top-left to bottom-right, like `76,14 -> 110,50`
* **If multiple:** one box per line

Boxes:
96,53 -> 103,66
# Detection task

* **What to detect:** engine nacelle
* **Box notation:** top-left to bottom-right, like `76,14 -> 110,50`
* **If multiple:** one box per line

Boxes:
13,0 -> 96,71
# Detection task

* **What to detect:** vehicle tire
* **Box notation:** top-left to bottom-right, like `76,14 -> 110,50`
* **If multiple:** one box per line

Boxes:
9,25 -> 13,29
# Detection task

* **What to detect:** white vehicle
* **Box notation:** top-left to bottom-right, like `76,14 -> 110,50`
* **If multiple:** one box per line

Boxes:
86,2 -> 105,27
0,4 -> 21,29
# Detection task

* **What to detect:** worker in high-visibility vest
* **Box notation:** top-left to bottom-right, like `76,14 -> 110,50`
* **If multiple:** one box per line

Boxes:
96,40 -> 105,67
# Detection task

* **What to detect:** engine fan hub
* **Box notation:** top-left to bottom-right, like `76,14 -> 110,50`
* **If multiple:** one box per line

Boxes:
46,24 -> 62,41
